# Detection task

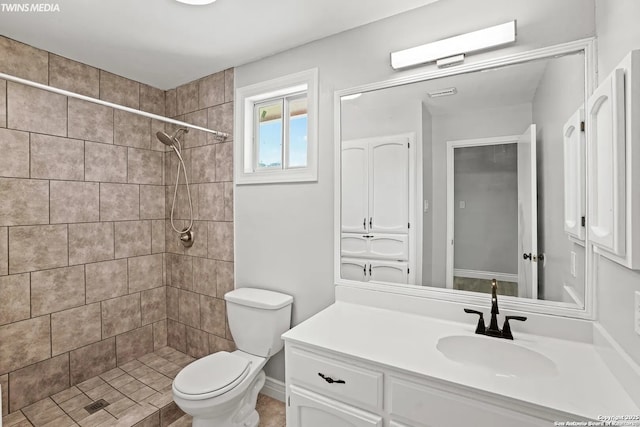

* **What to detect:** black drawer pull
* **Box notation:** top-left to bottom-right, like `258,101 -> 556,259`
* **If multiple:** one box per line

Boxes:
318,373 -> 346,384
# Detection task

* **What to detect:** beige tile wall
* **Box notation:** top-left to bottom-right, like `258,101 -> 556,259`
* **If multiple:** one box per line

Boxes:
0,36 -> 169,414
165,68 -> 236,358
0,35 -> 235,416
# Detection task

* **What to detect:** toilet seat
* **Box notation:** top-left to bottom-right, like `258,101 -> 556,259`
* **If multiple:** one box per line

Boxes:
173,352 -> 251,401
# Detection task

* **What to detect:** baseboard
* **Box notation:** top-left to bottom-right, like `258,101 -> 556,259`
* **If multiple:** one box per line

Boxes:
453,268 -> 518,283
261,376 -> 286,402
593,322 -> 640,409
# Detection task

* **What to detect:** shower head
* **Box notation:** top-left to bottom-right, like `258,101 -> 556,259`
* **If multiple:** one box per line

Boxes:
156,128 -> 189,147
156,131 -> 175,147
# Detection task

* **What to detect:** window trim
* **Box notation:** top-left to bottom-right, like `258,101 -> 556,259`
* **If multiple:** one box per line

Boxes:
235,68 -> 319,185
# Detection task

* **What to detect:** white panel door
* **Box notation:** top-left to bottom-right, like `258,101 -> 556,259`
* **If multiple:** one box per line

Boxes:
563,107 -> 586,240
288,386 -> 383,427
587,68 -> 626,255
369,137 -> 409,233
517,125 -> 538,300
342,141 -> 369,233
369,260 -> 408,283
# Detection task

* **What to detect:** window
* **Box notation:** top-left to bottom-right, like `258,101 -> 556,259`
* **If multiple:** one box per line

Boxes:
235,69 -> 318,184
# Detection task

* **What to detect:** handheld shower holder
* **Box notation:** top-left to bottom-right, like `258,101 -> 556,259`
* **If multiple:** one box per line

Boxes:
180,229 -> 195,248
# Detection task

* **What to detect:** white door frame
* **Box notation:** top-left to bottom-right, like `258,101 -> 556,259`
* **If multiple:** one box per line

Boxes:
445,135 -> 520,289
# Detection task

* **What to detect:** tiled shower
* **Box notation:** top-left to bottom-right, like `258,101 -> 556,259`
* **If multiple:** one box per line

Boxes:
0,35 -> 235,418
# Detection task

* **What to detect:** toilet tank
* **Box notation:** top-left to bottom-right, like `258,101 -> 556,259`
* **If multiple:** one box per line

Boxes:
224,288 -> 293,357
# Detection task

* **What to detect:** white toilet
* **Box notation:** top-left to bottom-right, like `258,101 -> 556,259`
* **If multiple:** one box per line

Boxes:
172,288 -> 293,427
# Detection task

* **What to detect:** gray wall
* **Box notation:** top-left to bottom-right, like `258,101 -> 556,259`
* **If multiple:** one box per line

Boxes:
453,144 -> 518,275
340,96 -> 421,141
594,0 -> 640,365
234,0 -> 596,381
421,106 -> 433,284
531,54 -> 586,303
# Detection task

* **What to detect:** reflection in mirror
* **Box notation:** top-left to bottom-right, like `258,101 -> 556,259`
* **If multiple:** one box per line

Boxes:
339,50 -> 586,307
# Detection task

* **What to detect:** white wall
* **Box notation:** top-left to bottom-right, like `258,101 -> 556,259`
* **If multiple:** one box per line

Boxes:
234,0 -> 596,381
594,0 -> 640,365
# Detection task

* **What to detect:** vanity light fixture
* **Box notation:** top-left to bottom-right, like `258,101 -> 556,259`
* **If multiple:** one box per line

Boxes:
390,21 -> 517,70
175,0 -> 217,5
427,87 -> 457,98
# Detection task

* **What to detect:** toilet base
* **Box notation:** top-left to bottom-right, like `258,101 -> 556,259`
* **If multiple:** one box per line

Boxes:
190,370 -> 266,427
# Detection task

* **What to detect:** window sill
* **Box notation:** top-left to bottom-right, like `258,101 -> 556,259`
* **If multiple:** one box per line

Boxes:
236,168 -> 318,185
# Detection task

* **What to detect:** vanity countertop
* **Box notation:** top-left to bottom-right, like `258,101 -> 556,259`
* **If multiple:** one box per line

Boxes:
282,301 -> 640,421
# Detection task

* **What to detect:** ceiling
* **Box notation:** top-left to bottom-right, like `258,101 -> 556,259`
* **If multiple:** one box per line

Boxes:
343,57 -> 551,117
0,0 -> 440,89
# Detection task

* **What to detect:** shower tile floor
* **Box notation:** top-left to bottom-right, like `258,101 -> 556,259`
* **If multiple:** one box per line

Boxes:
2,347 -> 286,427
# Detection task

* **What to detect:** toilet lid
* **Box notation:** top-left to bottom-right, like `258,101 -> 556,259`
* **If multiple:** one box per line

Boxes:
173,352 -> 251,397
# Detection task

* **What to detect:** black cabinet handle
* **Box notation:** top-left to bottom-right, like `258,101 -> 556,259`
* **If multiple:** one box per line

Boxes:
369,264 -> 372,275
369,217 -> 372,228
363,218 -> 366,230
523,253 -> 532,260
318,373 -> 346,384
363,264 -> 367,276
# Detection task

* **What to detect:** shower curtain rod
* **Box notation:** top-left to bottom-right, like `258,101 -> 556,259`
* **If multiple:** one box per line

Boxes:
0,71 -> 230,139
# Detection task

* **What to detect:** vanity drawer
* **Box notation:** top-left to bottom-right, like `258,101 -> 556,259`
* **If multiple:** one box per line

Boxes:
288,346 -> 383,411
388,377 -> 548,427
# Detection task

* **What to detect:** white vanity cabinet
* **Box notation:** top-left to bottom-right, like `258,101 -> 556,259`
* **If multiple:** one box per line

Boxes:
285,342 -> 555,427
388,377 -> 546,427
587,49 -> 640,269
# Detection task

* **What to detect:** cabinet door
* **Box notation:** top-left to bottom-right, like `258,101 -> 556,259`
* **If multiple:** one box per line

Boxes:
369,137 -> 409,233
563,107 -> 586,240
369,260 -> 408,283
587,68 -> 626,255
389,377 -> 548,427
341,234 -> 369,258
368,234 -> 409,261
342,234 -> 409,261
288,386 -> 383,427
342,141 -> 369,233
340,258 -> 367,282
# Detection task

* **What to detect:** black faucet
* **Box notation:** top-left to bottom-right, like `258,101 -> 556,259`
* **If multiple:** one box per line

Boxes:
463,279 -> 527,340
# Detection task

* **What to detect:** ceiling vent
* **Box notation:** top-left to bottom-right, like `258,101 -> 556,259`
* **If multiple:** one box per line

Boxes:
427,87 -> 458,98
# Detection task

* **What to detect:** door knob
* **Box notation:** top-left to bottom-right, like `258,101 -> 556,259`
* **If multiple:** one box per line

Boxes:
523,253 -> 532,260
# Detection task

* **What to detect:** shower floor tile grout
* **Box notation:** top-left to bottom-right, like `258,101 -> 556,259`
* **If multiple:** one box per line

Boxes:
2,347 -> 286,427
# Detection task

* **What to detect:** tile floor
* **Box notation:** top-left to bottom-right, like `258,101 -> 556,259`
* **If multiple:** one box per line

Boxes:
2,347 -> 286,427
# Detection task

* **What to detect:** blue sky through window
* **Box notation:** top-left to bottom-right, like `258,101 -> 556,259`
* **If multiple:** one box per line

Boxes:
289,115 -> 308,167
258,120 -> 282,168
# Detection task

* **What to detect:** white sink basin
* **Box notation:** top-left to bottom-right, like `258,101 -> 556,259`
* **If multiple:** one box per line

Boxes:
436,335 -> 557,378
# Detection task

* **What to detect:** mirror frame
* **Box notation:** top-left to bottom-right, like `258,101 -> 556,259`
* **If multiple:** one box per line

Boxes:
333,38 -> 597,319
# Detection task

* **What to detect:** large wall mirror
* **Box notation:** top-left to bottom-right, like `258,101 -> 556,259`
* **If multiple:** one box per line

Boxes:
335,40 -> 596,317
